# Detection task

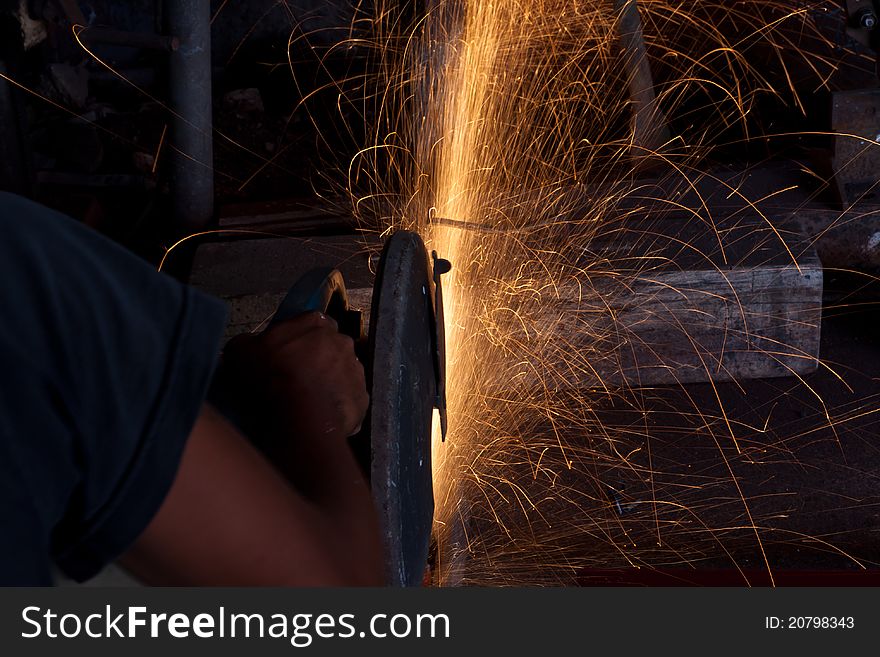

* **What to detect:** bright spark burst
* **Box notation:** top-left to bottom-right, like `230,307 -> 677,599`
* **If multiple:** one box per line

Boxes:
13,0 -> 874,586
339,0 -> 879,586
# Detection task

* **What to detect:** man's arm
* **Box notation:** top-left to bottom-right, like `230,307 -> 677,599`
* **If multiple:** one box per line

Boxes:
122,313 -> 384,586
121,405 -> 382,586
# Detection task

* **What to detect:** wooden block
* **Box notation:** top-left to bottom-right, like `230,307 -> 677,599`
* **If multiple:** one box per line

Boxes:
784,205 -> 880,270
543,216 -> 823,387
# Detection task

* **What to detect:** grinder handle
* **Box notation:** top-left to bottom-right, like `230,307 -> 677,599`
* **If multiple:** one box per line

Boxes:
269,268 -> 363,342
208,267 -> 362,434
269,268 -> 349,327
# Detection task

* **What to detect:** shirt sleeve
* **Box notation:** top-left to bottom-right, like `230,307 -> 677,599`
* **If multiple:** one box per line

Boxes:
0,192 -> 228,583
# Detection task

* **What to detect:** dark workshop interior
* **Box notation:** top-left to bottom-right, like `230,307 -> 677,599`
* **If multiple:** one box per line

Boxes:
1,0 -> 879,586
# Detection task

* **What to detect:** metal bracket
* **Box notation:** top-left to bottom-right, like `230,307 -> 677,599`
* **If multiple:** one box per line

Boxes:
432,252 -> 451,442
845,0 -> 880,50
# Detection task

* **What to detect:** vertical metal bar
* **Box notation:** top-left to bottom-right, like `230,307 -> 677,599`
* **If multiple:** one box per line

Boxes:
164,0 -> 214,232
614,0 -> 670,155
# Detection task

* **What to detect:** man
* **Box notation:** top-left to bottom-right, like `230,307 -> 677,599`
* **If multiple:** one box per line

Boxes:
0,191 -> 384,586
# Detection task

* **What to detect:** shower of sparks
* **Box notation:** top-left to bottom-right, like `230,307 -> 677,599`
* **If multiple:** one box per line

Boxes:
9,0 -> 876,586
335,0 -> 880,586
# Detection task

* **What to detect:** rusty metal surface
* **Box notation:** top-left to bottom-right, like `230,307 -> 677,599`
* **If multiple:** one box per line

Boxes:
831,89 -> 880,206
787,206 -> 880,271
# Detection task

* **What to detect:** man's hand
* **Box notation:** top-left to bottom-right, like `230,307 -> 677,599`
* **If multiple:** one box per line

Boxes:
172,312 -> 385,584
122,311 -> 383,585
223,312 -> 369,442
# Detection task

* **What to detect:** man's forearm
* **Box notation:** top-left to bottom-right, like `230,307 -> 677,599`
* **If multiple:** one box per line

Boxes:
123,406 -> 383,586
265,416 -> 384,582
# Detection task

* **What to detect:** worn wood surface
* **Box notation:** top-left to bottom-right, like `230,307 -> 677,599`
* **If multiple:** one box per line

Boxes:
552,255 -> 822,387
552,215 -> 823,386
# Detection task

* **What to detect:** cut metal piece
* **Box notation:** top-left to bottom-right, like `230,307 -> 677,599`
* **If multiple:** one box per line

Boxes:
614,0 -> 670,156
369,231 -> 439,586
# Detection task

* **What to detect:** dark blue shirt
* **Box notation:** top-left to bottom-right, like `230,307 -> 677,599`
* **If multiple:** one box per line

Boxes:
0,192 -> 227,584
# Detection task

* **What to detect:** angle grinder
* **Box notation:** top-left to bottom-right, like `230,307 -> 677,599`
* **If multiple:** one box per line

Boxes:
211,231 -> 450,587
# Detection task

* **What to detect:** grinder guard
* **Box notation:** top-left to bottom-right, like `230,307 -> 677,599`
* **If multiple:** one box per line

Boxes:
367,231 -> 444,587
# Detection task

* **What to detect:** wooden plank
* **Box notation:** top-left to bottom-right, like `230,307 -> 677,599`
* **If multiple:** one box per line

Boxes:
433,214 -> 821,388
551,256 -> 822,387
786,205 -> 880,270
541,216 -> 823,387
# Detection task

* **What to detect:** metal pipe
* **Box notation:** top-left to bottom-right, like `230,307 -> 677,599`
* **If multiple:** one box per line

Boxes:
163,0 -> 214,232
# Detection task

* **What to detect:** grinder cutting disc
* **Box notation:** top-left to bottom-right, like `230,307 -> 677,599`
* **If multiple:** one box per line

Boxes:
367,231 -> 443,587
